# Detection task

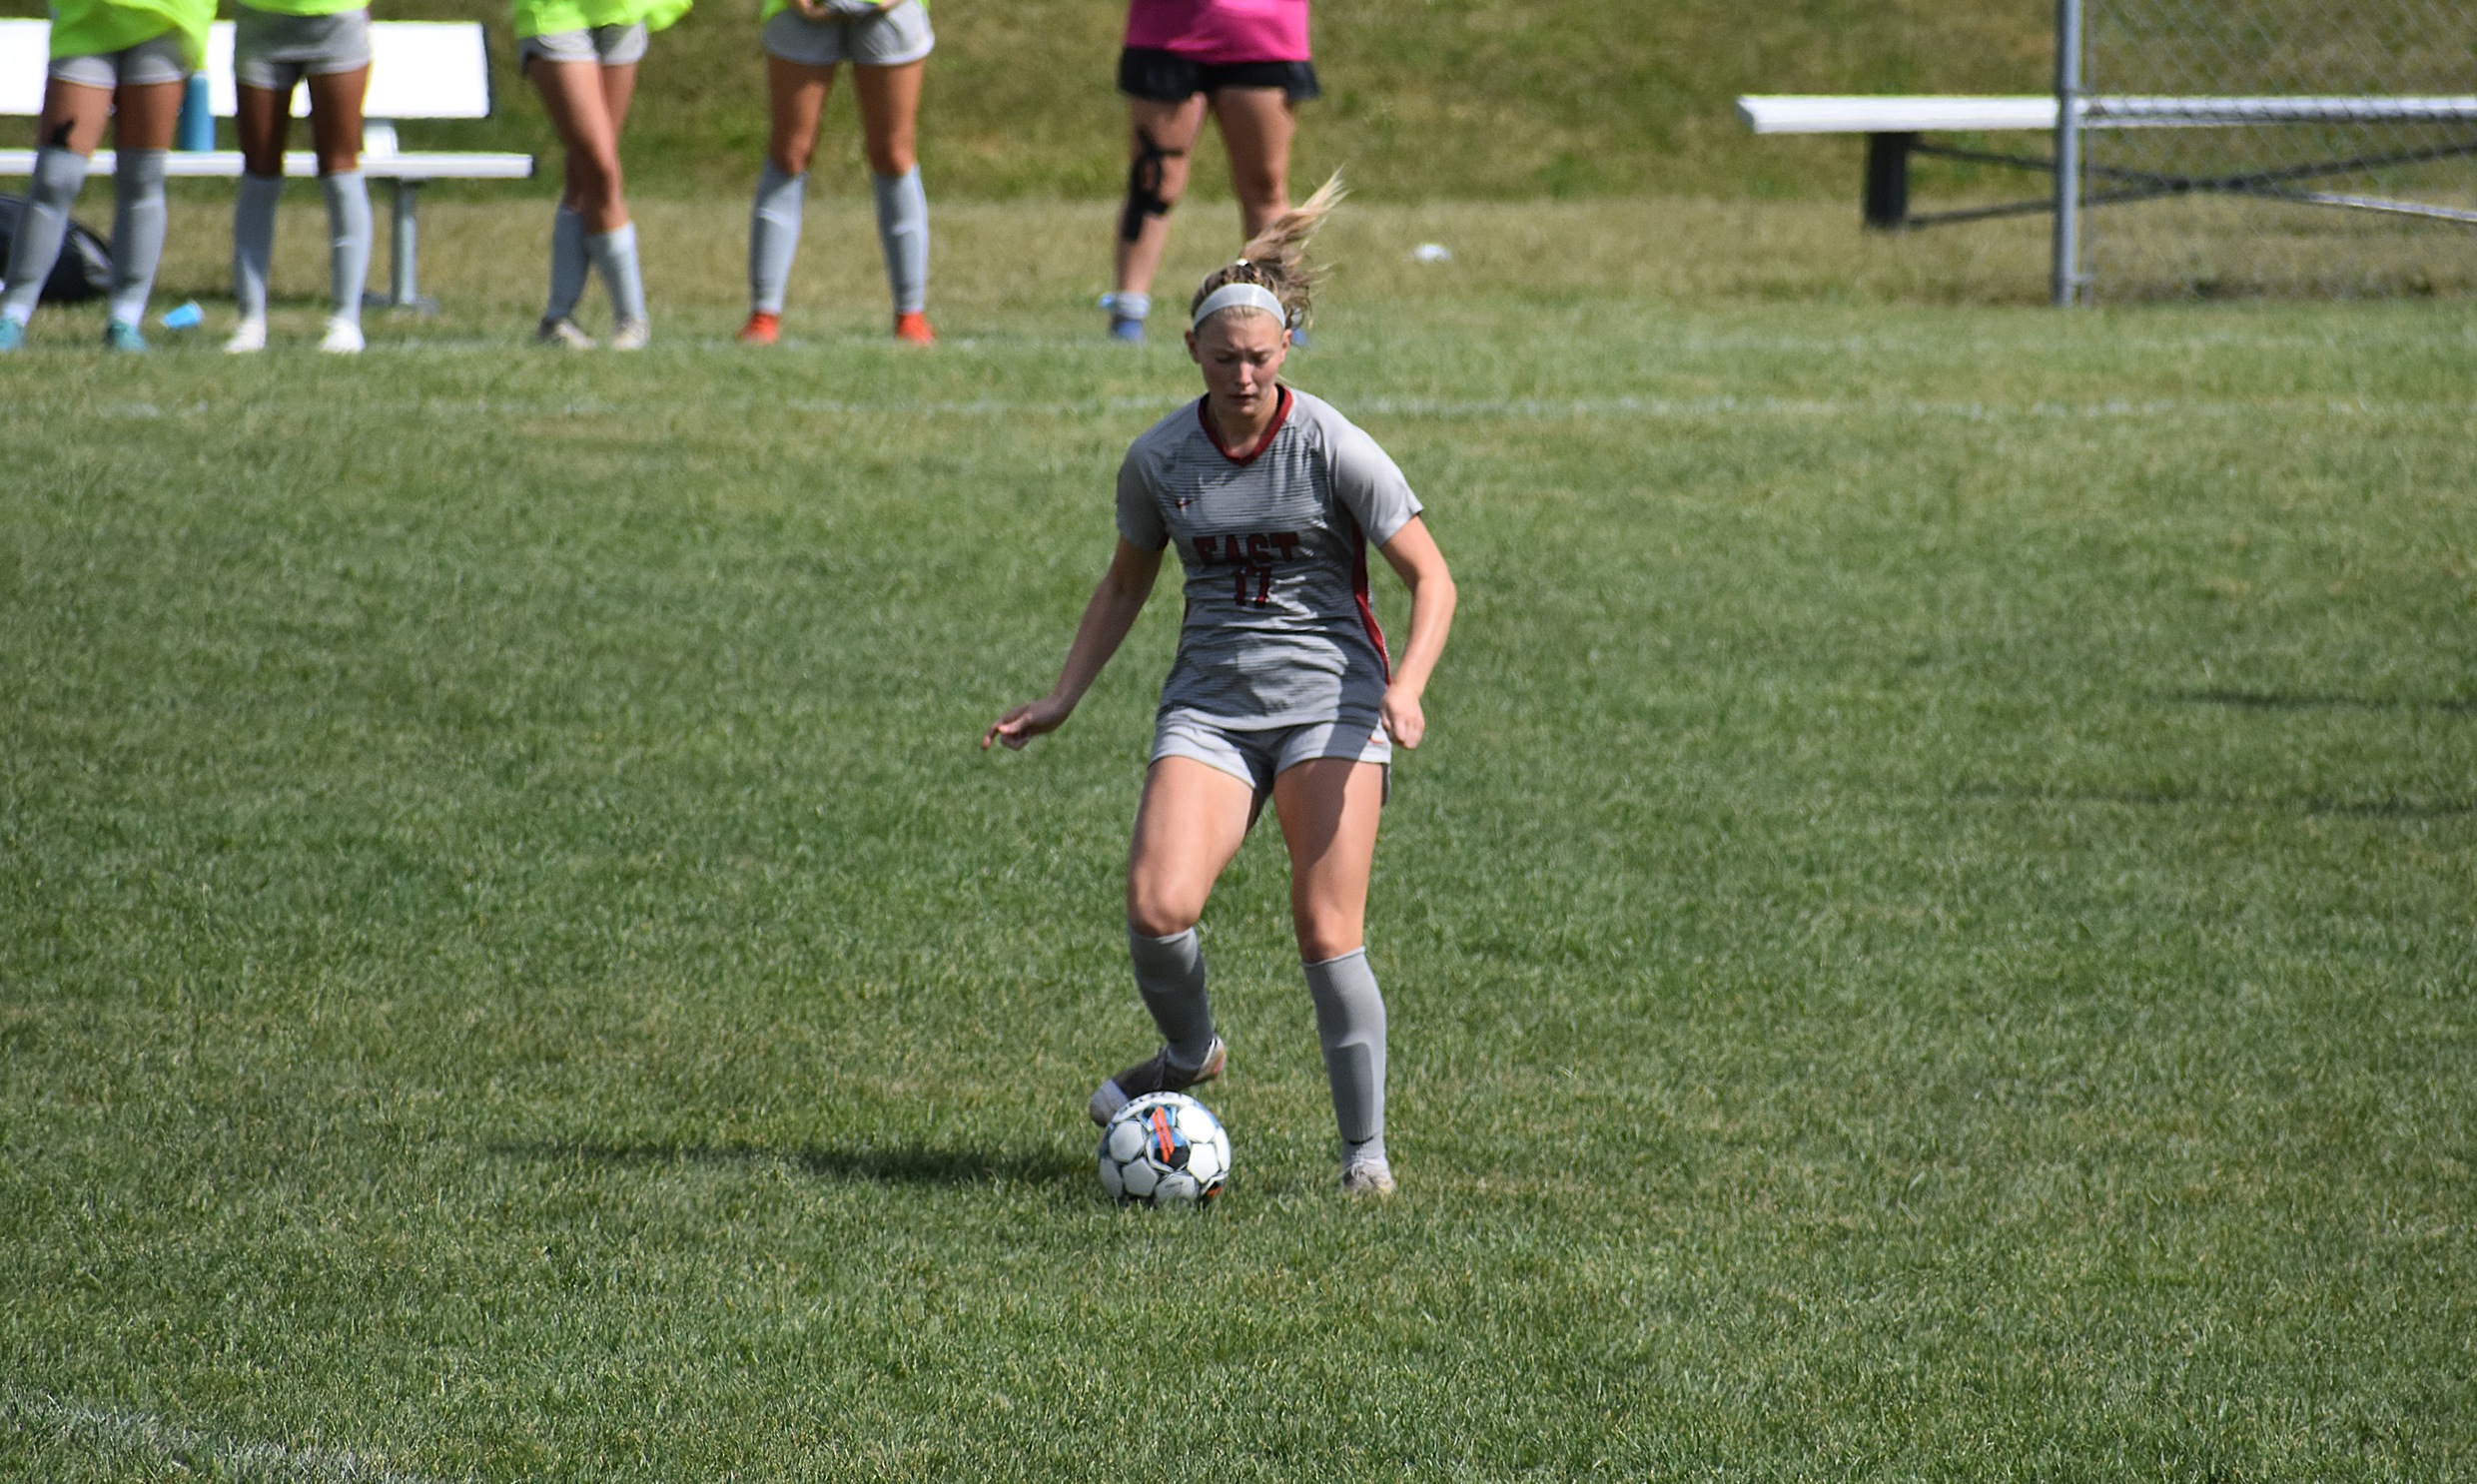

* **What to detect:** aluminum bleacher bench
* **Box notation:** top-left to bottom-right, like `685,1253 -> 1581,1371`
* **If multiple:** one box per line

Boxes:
1738,93 -> 2477,231
1,18 -> 533,309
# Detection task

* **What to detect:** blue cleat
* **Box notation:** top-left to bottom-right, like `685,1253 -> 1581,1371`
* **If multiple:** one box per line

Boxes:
0,317 -> 23,353
1109,314 -> 1148,344
104,320 -> 148,353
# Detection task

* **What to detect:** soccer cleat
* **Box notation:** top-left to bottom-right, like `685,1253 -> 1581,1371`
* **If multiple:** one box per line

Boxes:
224,318 -> 267,355
104,320 -> 147,353
736,311 -> 780,346
1340,1155 -> 1395,1198
893,311 -> 935,346
1109,314 -> 1147,345
0,317 -> 23,353
1089,1036 -> 1226,1125
1287,327 -> 1313,351
319,317 -> 364,355
536,316 -> 596,350
608,318 -> 650,351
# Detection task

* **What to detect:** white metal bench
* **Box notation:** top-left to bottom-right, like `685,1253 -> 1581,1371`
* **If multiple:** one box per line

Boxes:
1,18 -> 533,309
1739,93 -> 2477,232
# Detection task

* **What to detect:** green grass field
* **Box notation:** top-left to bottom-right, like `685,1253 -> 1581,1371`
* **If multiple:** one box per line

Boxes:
4,202 -> 2475,1479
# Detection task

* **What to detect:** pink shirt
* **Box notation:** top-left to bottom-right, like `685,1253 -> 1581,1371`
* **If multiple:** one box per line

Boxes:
1125,0 -> 1310,64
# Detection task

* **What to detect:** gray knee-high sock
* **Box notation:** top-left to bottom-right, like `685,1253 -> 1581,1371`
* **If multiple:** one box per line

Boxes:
106,149 -> 168,327
1130,926 -> 1216,1069
870,166 -> 928,316
749,162 -> 804,316
587,223 -> 646,327
1304,949 -> 1387,1161
544,205 -> 588,323
232,172 -> 282,323
321,170 -> 371,326
2,145 -> 91,323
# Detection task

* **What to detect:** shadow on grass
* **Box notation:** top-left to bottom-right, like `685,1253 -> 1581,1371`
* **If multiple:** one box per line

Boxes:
490,1139 -> 1088,1188
2172,688 -> 2477,715
1951,781 -> 2476,818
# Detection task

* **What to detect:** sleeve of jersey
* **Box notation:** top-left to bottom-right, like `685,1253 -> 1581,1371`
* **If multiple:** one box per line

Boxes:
1327,418 -> 1424,546
1115,444 -> 1171,551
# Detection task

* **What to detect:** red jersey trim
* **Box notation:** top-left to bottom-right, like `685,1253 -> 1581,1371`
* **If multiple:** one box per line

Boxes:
1351,523 -> 1392,683
1196,385 -> 1293,466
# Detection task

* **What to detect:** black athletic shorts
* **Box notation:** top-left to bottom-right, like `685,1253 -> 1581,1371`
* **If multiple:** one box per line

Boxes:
1118,46 -> 1320,103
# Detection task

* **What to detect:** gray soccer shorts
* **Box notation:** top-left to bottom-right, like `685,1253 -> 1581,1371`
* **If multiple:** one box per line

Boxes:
233,5 -> 373,92
762,0 -> 934,69
49,32 -> 189,88
519,21 -> 649,67
1151,708 -> 1391,803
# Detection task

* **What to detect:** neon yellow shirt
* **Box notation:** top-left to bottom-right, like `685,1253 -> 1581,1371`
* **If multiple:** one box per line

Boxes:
757,0 -> 922,27
511,0 -> 689,40
47,0 -> 213,65
237,0 -> 370,20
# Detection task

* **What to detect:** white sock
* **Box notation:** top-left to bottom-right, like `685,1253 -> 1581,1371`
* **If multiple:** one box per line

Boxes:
545,205 -> 588,323
321,170 -> 371,327
587,223 -> 646,327
1,146 -> 90,323
749,162 -> 804,316
1130,926 -> 1216,1070
232,172 -> 282,323
107,149 -> 169,327
1304,948 -> 1386,1155
870,166 -> 928,316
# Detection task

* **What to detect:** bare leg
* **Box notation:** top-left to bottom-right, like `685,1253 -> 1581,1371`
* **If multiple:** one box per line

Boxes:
528,58 -> 628,232
765,54 -> 836,176
1210,85 -> 1295,240
306,66 -> 369,174
1111,94 -> 1207,305
1270,758 -> 1385,962
110,78 -> 185,151
34,77 -> 117,156
235,83 -> 293,177
852,57 -> 921,176
1126,757 -> 1256,938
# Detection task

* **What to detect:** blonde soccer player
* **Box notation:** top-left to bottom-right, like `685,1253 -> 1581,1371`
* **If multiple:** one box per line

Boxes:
737,0 -> 936,346
224,0 -> 377,354
986,181 -> 1456,1197
1098,0 -> 1317,345
513,0 -> 689,349
0,0 -> 211,352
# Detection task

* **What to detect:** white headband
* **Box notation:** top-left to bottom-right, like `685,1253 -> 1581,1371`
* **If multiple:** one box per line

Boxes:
1192,282 -> 1290,331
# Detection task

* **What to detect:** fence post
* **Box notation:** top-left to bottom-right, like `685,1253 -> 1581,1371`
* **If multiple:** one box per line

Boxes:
2052,0 -> 2084,306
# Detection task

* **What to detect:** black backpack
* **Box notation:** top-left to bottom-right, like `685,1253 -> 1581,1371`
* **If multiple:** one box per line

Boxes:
0,193 -> 114,303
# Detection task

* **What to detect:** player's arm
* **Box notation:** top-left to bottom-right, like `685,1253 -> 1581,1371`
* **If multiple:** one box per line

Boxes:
983,537 -> 1167,750
1374,515 -> 1454,749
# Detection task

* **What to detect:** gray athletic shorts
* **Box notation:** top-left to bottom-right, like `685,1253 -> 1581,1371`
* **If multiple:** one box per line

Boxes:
519,21 -> 649,67
762,0 -> 934,68
49,32 -> 189,88
1152,708 -> 1391,803
233,6 -> 373,92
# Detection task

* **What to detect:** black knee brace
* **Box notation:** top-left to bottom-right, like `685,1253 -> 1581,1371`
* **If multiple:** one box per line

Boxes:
1120,127 -> 1187,243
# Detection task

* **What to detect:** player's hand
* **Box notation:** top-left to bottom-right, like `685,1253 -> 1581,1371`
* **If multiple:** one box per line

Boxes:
983,695 -> 1073,751
1379,687 -> 1425,749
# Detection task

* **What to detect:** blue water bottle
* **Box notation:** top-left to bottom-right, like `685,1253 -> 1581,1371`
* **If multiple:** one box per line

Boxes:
176,73 -> 213,152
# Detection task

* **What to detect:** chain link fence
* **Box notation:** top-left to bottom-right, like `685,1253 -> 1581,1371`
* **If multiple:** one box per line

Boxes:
2075,0 -> 2477,299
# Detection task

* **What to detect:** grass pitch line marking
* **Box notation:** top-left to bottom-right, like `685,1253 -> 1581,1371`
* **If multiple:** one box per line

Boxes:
3,1388 -> 456,1484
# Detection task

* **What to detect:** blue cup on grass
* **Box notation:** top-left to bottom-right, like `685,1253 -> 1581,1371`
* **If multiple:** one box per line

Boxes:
177,74 -> 213,152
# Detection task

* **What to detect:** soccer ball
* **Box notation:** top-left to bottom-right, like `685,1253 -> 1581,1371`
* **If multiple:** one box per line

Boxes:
1097,1092 -> 1231,1207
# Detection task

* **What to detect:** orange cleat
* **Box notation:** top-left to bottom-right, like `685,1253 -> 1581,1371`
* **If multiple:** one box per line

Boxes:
736,311 -> 780,346
894,311 -> 936,346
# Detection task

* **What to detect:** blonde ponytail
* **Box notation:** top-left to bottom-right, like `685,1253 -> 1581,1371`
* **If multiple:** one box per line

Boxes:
1189,173 -> 1346,334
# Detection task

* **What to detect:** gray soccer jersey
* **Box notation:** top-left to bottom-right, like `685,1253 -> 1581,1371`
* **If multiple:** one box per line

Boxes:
1117,387 -> 1424,729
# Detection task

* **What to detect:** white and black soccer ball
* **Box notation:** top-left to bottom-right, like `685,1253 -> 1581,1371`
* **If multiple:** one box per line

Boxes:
1097,1092 -> 1231,1207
